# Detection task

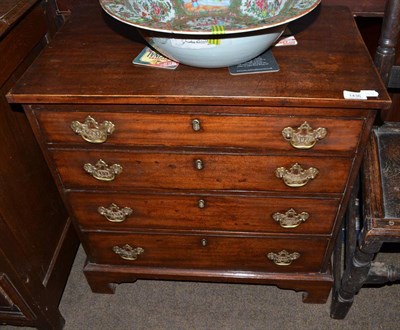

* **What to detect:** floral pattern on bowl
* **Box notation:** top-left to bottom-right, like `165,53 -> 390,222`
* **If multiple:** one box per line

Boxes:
99,0 -> 321,35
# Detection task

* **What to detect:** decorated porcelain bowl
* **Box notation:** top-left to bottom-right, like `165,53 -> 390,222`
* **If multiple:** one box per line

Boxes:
99,0 -> 321,68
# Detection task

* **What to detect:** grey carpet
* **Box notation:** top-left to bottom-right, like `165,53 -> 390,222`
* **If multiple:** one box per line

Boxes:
4,245 -> 400,329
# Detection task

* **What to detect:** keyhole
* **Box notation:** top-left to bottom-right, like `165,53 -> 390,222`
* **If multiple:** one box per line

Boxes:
198,199 -> 206,208
194,159 -> 204,170
192,119 -> 201,131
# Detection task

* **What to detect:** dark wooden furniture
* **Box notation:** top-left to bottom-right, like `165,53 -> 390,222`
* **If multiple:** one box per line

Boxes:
324,0 -> 387,16
7,3 -> 391,304
374,0 -> 400,89
331,0 -> 400,319
0,0 -> 79,328
331,124 -> 400,319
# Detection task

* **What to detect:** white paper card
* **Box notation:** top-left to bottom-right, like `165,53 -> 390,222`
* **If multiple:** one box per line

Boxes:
343,90 -> 379,100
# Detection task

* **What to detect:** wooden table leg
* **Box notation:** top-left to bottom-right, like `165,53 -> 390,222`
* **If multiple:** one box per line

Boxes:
331,209 -> 383,319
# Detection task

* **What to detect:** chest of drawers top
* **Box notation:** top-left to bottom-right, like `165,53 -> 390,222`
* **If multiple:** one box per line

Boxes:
7,4 -> 390,110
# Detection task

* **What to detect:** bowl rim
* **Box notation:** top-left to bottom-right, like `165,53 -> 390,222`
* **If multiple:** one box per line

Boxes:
99,0 -> 321,35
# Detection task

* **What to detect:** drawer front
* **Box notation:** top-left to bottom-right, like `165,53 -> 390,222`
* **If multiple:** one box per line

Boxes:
84,232 -> 329,273
51,150 -> 352,193
36,111 -> 363,153
67,192 -> 339,234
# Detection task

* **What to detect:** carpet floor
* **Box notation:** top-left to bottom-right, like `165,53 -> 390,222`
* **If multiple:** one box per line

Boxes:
4,245 -> 400,330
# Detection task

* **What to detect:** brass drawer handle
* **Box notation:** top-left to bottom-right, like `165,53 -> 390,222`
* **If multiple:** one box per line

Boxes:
71,115 -> 115,143
192,118 -> 201,131
275,163 -> 318,187
98,203 -> 133,222
194,159 -> 204,170
267,250 -> 300,266
272,208 -> 309,228
282,122 -> 327,149
112,244 -> 144,261
83,159 -> 123,181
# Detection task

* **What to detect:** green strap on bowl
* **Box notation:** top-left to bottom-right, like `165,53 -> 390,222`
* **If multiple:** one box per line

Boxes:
208,25 -> 225,45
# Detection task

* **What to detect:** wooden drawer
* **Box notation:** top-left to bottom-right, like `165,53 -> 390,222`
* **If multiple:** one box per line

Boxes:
36,111 -> 363,154
51,150 -> 352,193
67,192 -> 339,235
84,232 -> 329,273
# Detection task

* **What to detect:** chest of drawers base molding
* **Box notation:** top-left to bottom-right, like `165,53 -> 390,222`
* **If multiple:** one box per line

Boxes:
83,261 -> 334,304
8,4 -> 392,306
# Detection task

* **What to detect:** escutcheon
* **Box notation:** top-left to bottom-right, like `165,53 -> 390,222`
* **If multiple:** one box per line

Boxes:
282,121 -> 327,149
192,119 -> 201,131
197,199 -> 206,208
71,115 -> 115,143
194,159 -> 204,170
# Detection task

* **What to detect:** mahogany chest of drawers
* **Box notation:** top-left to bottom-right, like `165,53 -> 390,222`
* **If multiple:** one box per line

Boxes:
7,3 -> 391,304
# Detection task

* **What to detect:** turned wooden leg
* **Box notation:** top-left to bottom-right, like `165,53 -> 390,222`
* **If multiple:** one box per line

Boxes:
332,220 -> 343,294
367,262 -> 400,284
331,176 -> 361,319
331,233 -> 382,319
